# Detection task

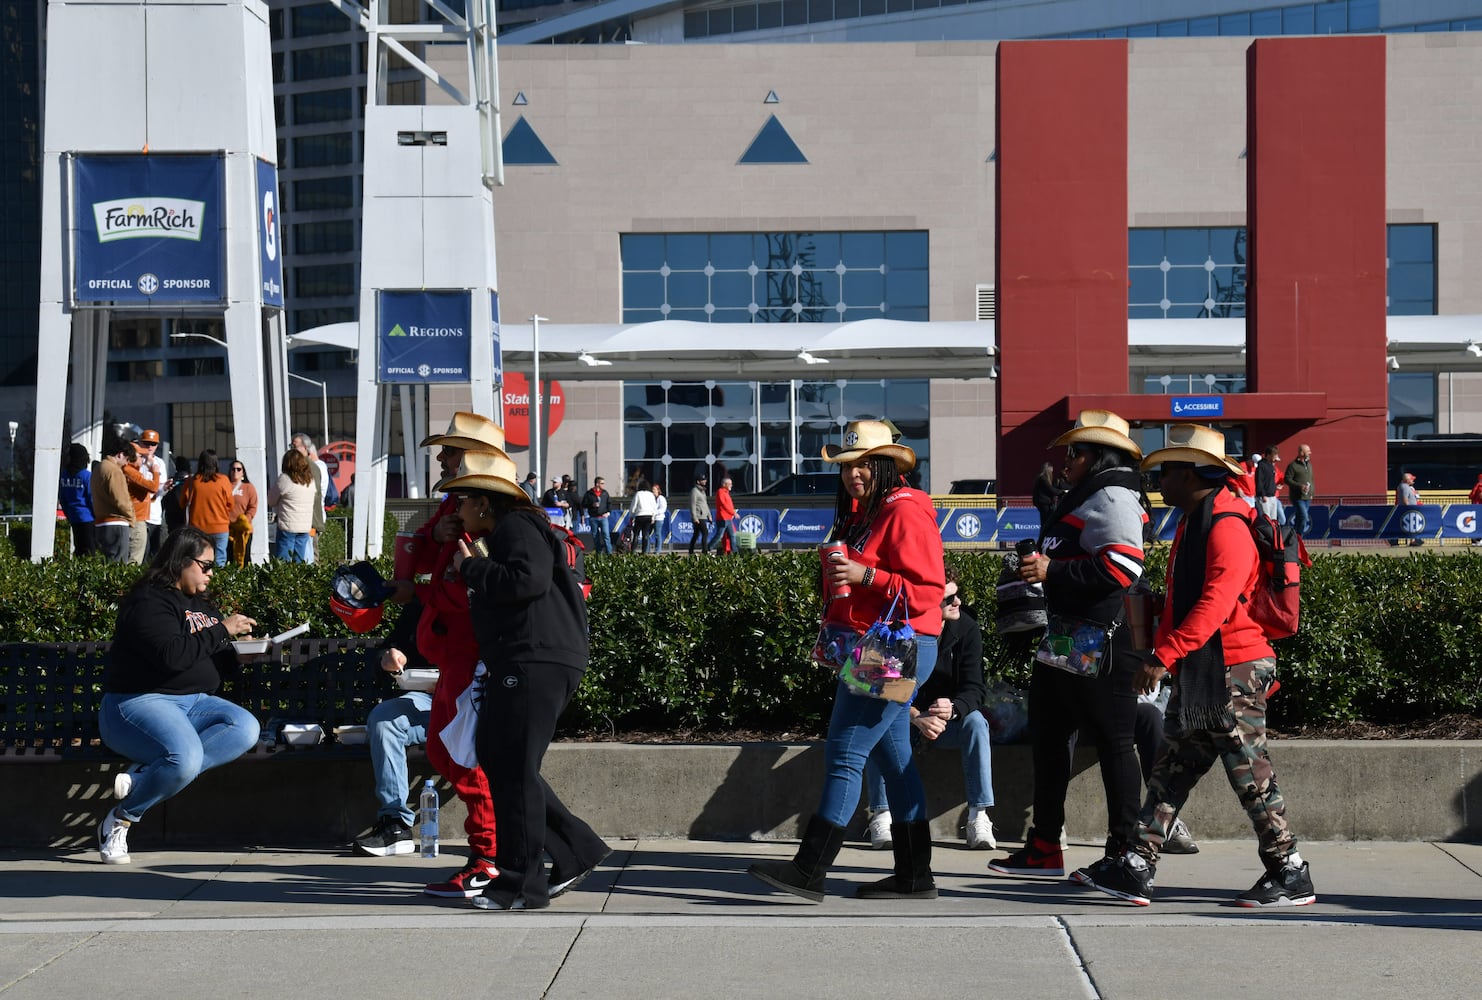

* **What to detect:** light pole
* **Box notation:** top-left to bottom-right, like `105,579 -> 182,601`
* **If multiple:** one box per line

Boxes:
288,372 -> 330,450
530,314 -> 548,488
7,420 -> 16,515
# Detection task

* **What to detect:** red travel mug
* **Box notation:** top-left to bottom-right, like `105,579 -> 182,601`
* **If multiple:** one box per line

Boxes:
821,542 -> 850,598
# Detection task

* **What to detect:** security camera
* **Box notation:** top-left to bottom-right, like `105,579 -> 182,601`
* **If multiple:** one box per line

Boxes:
1468,342 -> 1482,358
1386,356 -> 1400,371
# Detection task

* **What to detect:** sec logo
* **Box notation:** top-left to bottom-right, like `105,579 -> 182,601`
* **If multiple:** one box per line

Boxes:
1401,509 -> 1427,535
739,514 -> 765,535
954,513 -> 983,539
137,273 -> 159,295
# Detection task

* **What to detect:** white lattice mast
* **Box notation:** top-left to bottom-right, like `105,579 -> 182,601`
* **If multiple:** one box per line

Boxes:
31,0 -> 289,563
328,0 -> 502,559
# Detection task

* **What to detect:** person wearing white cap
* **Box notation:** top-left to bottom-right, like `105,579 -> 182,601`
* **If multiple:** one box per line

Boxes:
1076,423 -> 1315,908
989,410 -> 1148,882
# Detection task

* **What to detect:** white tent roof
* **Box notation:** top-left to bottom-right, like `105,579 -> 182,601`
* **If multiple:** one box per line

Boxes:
286,314 -> 1482,378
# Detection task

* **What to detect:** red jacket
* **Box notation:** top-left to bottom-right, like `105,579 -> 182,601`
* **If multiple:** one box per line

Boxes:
715,487 -> 736,521
411,495 -> 480,674
1153,488 -> 1274,671
823,487 -> 945,637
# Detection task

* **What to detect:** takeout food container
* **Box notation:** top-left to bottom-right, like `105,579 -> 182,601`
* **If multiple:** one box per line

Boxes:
232,638 -> 273,655
334,725 -> 368,745
394,668 -> 440,692
280,723 -> 324,746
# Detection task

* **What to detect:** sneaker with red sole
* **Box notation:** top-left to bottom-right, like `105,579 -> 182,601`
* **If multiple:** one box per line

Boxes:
986,833 -> 1065,877
424,857 -> 499,898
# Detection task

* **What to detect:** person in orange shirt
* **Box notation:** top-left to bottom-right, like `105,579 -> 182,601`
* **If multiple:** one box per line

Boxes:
179,450 -> 234,565
226,458 -> 259,567
121,443 -> 161,565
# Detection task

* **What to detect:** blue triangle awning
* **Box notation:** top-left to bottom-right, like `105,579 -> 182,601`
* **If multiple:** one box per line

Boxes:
503,116 -> 557,166
739,115 -> 807,165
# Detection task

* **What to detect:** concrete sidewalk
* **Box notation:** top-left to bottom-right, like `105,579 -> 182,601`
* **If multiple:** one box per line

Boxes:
3,837 -> 1480,999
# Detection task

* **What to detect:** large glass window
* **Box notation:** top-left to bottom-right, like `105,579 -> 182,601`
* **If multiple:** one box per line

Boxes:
293,220 -> 356,255
292,45 -> 353,82
293,176 -> 356,212
292,133 -> 354,168
292,89 -> 353,125
619,230 -> 928,324
621,379 -> 931,495
292,4 -> 351,37
295,262 -> 356,298
1388,372 -> 1436,439
1130,225 -> 1436,319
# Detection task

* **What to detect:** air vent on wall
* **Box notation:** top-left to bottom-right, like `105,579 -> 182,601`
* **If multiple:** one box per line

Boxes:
976,284 -> 996,321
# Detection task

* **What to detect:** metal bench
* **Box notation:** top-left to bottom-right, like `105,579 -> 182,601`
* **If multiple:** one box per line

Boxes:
0,637 -> 387,761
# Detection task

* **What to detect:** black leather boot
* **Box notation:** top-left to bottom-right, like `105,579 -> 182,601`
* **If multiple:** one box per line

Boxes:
855,820 -> 937,899
748,815 -> 847,902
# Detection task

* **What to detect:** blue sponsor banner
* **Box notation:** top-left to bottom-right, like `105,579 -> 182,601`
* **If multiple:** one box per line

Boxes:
1327,505 -> 1393,539
1379,504 -> 1441,540
255,158 -> 284,308
1294,504 -> 1331,540
941,508 -> 996,543
734,509 -> 779,545
995,507 -> 1041,544
378,291 -> 472,383
490,291 -> 503,384
778,508 -> 834,546
73,154 -> 225,306
1440,505 -> 1482,540
1153,506 -> 1183,541
1169,395 -> 1224,419
667,511 -> 696,543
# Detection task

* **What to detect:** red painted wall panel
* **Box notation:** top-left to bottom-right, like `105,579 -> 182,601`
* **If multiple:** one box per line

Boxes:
1247,37 -> 1388,495
995,40 -> 1129,496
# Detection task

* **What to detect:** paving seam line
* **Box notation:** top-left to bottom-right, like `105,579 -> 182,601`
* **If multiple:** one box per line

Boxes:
1053,916 -> 1102,1000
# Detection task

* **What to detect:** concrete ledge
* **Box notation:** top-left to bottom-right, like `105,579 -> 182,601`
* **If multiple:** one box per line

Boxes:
10,740 -> 1482,849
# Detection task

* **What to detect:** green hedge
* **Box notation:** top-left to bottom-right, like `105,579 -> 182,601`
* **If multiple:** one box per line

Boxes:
2,544 -> 1479,733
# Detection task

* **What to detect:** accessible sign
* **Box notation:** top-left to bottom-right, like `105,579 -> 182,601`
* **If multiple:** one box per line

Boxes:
377,291 -> 473,383
72,154 -> 226,306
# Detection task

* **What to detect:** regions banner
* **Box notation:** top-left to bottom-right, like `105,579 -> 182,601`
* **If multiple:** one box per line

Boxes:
256,158 -> 284,309
995,507 -> 1041,545
72,154 -> 226,306
378,290 -> 473,383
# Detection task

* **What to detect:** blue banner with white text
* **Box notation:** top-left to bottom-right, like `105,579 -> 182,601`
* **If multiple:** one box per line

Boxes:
256,158 -> 284,309
73,155 -> 226,306
378,291 -> 473,383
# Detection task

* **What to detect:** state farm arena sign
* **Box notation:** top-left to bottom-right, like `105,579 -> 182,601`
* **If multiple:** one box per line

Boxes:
502,372 -> 565,447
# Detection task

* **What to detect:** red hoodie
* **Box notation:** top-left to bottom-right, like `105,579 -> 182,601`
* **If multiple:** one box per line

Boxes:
822,486 -> 945,637
411,495 -> 480,673
1153,488 -> 1274,671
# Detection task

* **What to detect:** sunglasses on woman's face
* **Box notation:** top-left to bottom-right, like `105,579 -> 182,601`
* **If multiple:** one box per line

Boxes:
192,558 -> 215,573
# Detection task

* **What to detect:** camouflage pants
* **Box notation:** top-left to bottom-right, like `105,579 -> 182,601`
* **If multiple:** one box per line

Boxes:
1134,656 -> 1297,868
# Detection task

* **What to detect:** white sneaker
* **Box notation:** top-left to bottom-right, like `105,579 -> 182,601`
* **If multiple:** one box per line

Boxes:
98,807 -> 131,865
966,808 -> 997,850
113,765 -> 143,800
865,809 -> 893,850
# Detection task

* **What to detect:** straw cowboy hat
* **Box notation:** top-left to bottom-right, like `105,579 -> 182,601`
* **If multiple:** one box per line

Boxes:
1050,409 -> 1143,460
419,411 -> 506,452
438,449 -> 531,501
1140,423 -> 1243,475
821,420 -> 916,471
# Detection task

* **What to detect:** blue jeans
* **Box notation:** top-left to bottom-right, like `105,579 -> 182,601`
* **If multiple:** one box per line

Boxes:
99,692 -> 260,822
864,709 -> 995,812
1292,499 -> 1311,536
711,518 -> 737,554
208,532 -> 228,565
276,530 -> 311,562
367,691 -> 432,825
589,515 -> 612,554
816,635 -> 938,826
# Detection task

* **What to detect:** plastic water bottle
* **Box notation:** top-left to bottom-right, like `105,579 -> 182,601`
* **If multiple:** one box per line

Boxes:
418,779 -> 439,858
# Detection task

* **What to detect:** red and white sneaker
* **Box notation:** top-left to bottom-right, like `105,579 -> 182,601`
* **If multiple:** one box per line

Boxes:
424,857 -> 498,898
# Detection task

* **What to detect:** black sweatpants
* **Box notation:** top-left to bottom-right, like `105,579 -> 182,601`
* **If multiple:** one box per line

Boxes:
475,659 -> 608,908
1028,633 -> 1142,848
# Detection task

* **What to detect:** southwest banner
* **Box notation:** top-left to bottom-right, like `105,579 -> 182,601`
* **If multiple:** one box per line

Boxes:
377,290 -> 473,383
72,154 -> 226,306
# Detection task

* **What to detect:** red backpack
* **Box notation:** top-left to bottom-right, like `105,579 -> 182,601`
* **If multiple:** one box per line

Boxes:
1214,506 -> 1311,640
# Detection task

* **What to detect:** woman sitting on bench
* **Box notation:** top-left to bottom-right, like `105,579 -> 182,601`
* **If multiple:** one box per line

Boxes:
96,527 -> 261,864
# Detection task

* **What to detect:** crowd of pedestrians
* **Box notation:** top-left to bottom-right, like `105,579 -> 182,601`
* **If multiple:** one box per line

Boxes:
87,410 -> 1333,912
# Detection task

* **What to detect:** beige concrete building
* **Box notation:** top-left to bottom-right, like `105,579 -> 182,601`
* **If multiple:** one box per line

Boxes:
429,35 -> 1481,496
